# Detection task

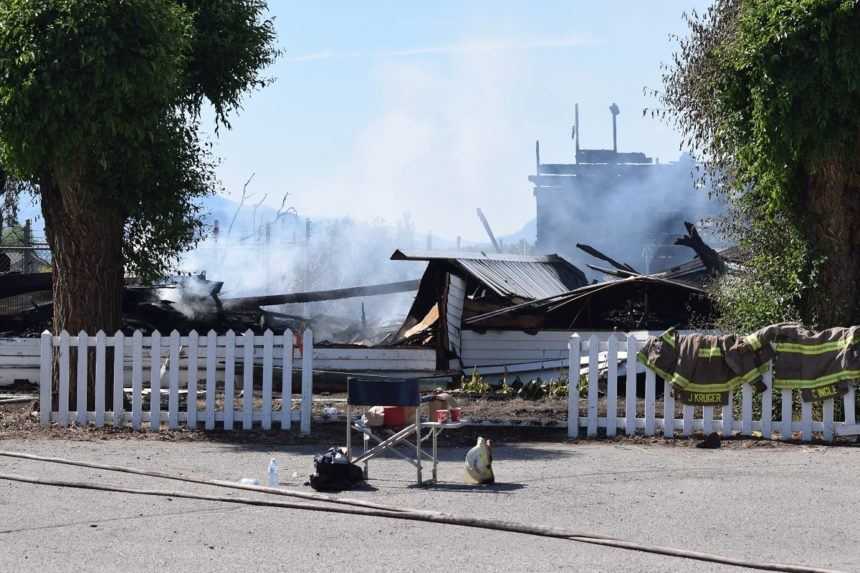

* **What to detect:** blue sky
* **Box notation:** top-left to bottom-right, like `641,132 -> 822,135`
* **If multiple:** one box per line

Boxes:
207,0 -> 713,241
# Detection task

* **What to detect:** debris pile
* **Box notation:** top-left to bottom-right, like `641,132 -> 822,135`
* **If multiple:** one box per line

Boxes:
0,271 -> 418,343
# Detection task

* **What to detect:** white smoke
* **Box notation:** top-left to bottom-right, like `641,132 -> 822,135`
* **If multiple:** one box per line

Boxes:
177,206 -> 427,331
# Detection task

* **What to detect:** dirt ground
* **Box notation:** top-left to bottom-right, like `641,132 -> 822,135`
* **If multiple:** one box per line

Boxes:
3,398 -> 847,451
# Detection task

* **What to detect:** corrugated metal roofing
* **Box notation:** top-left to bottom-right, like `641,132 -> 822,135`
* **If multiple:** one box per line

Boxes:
390,249 -> 586,300
391,249 -> 567,264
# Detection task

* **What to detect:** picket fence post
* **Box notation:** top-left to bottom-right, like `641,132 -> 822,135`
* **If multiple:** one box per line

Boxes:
186,330 -> 199,428
723,385 -> 735,437
567,334 -> 580,439
58,331 -> 70,427
168,331 -> 180,430
113,331 -> 124,427
76,330 -> 88,426
702,406 -> 713,435
663,367 -> 675,438
644,364 -> 656,436
224,330 -> 236,430
625,336 -> 637,436
262,329 -> 274,430
150,331 -> 161,431
205,330 -> 217,430
822,399 -> 834,442
300,329 -> 313,435
761,364 -> 773,438
605,335 -> 618,437
282,329 -> 294,429
801,400 -> 812,442
586,335 -> 599,437
39,331 -> 52,426
781,388 -> 793,440
741,383 -> 753,436
844,387 -> 856,427
95,331 -> 106,427
243,329 -> 254,430
682,404 -> 693,438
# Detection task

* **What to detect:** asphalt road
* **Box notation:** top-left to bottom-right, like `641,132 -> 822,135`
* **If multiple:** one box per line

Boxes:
0,438 -> 857,572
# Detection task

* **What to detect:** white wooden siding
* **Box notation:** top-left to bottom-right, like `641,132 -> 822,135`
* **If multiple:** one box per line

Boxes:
446,274 -> 466,356
460,329 -> 700,371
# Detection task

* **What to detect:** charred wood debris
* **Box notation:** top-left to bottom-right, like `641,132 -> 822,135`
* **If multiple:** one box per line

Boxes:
0,272 -> 418,342
0,222 -> 734,339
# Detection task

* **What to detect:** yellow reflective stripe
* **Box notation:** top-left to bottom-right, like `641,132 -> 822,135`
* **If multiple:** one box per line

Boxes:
660,333 -> 676,349
671,363 -> 769,393
672,374 -> 733,392
697,347 -> 722,358
636,352 -> 674,381
773,370 -> 860,390
744,334 -> 762,351
774,335 -> 856,355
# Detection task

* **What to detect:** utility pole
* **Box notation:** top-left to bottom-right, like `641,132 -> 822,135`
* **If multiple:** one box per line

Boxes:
609,102 -> 620,153
303,218 -> 311,318
22,219 -> 32,274
476,208 -> 501,253
265,222 -> 272,292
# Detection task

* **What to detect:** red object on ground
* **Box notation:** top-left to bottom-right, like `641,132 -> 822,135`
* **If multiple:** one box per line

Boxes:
382,406 -> 408,427
435,409 -> 450,423
449,407 -> 461,422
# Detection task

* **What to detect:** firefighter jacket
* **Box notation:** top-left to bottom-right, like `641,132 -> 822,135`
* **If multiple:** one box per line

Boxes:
756,323 -> 860,403
637,328 -> 774,406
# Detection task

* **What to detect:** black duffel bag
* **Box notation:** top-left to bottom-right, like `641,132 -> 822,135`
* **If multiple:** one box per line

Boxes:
309,447 -> 365,492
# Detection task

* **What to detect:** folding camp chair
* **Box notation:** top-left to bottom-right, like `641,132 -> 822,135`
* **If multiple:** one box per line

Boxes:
345,377 -> 461,485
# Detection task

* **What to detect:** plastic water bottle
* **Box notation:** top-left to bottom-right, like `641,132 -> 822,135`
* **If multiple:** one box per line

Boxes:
267,458 -> 279,487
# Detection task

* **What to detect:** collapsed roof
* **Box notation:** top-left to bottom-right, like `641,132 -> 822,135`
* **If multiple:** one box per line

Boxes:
463,274 -> 714,331
389,250 -> 589,357
390,249 -> 587,302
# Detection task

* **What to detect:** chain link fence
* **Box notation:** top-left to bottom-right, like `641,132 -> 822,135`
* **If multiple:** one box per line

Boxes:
0,221 -> 52,316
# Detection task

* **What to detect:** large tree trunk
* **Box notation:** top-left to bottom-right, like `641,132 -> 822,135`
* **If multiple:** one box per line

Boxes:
804,164 -> 860,327
40,175 -> 124,411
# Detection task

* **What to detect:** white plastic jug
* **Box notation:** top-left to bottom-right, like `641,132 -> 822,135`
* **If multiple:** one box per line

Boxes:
267,458 -> 279,487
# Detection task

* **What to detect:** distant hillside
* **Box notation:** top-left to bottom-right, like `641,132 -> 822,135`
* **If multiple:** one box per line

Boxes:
498,218 -> 536,245
12,192 -> 540,258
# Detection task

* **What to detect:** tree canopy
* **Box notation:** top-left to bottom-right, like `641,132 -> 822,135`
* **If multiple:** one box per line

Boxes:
0,0 -> 278,282
661,0 -> 860,328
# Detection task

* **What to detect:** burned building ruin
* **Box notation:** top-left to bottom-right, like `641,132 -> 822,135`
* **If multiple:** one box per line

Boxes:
530,103 -> 722,276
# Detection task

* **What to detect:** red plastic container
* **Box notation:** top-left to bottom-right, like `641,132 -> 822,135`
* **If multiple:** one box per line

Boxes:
434,409 -> 450,423
449,407 -> 462,422
383,406 -> 413,427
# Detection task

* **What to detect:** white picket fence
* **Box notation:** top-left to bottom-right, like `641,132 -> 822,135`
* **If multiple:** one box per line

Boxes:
568,334 -> 860,442
38,329 -> 314,433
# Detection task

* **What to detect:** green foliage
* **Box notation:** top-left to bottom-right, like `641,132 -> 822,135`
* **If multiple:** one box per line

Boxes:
545,378 -> 569,400
661,0 -> 860,328
0,0 -> 278,282
460,370 -> 490,395
0,0 -> 193,179
496,381 -> 515,398
458,372 -> 571,400
180,0 -> 279,127
0,225 -> 27,247
119,116 -> 219,280
664,0 -> 860,210
517,379 -> 545,400
711,219 -> 821,331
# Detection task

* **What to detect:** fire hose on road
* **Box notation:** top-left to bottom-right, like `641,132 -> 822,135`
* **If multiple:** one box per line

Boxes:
0,450 -> 842,573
